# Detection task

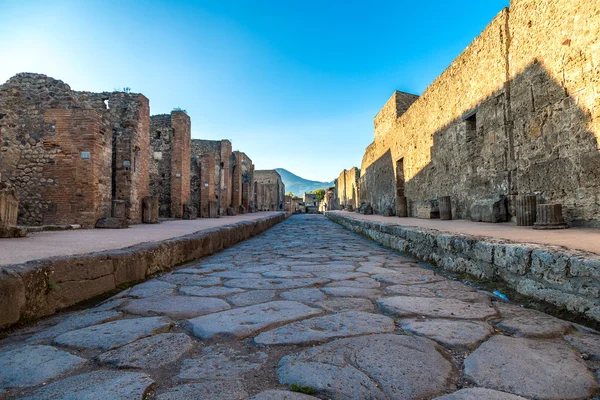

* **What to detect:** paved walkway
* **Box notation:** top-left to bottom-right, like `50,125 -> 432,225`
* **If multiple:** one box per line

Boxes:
328,211 -> 600,254
0,212 -> 283,265
0,214 -> 599,399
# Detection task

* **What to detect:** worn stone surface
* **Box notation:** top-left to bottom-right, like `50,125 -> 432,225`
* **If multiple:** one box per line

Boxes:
97,333 -> 194,369
159,274 -> 221,287
278,334 -> 457,399
27,311 -> 122,342
280,288 -> 325,302
321,286 -> 383,299
255,311 -> 395,345
179,286 -> 245,297
0,345 -> 86,388
177,345 -> 267,380
495,304 -> 574,338
246,390 -> 320,399
54,317 -> 172,350
564,333 -> 600,360
315,298 -> 375,312
378,296 -> 497,319
401,318 -> 494,349
464,336 -> 599,399
186,301 -> 322,339
24,370 -> 155,400
434,388 -> 527,400
224,278 -> 329,290
326,277 -> 381,288
121,295 -> 230,319
127,280 -> 176,299
156,381 -> 247,400
226,290 -> 277,307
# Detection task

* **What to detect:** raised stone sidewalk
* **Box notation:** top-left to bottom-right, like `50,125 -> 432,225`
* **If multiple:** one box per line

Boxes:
0,214 -> 598,399
326,211 -> 600,324
0,212 -> 287,330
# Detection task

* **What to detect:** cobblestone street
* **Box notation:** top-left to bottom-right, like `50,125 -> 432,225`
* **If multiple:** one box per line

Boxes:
1,214 -> 599,399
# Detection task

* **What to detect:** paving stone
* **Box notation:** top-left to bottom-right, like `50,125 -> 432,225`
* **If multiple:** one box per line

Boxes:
378,296 -> 497,319
0,345 -> 86,388
244,265 -> 282,273
27,310 -> 123,342
226,290 -> 277,307
314,271 -> 369,281
326,277 -> 381,288
464,335 -> 598,399
495,304 -> 573,338
97,333 -> 194,369
435,290 -> 491,303
280,288 -> 325,302
157,381 -> 247,400
401,318 -> 494,349
255,311 -> 395,345
246,390 -> 320,399
172,267 -> 206,275
564,332 -> 600,360
121,295 -> 230,319
315,298 -> 375,312
209,271 -> 264,279
186,301 -> 322,339
290,264 -> 356,273
386,285 -> 436,297
356,265 -> 395,274
278,334 -> 457,399
127,280 -> 176,298
24,370 -> 155,400
177,345 -> 267,380
224,278 -> 330,290
159,274 -> 221,286
91,298 -> 128,312
320,286 -> 383,299
179,286 -> 245,297
433,388 -> 527,399
191,263 -> 234,271
372,272 -> 445,285
262,270 -> 315,278
55,317 -> 172,350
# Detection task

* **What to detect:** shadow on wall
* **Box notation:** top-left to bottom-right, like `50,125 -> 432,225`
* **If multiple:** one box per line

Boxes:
361,61 -> 599,226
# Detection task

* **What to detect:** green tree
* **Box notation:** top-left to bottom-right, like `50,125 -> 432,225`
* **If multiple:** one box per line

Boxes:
310,188 -> 326,201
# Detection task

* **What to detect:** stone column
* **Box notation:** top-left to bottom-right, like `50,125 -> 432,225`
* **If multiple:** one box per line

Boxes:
516,195 -> 537,226
533,204 -> 569,230
396,196 -> 408,217
439,196 -> 452,220
142,196 -> 159,223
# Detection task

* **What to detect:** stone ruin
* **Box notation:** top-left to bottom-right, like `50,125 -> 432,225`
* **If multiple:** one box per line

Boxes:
0,73 -> 283,234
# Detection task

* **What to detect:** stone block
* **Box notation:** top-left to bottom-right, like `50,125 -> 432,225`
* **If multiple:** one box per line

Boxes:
182,203 -> 197,220
95,217 -> 129,229
362,204 -> 374,215
226,207 -> 235,216
111,200 -> 127,219
0,225 -> 27,238
470,196 -> 507,223
382,206 -> 395,217
414,200 -> 439,219
209,201 -> 219,218
0,269 -> 26,329
142,196 -> 159,224
238,205 -> 246,214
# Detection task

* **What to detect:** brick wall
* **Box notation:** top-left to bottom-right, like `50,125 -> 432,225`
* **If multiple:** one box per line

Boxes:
360,0 -> 600,226
170,111 -> 191,218
334,167 -> 360,210
254,170 -> 285,211
149,114 -> 173,217
191,139 -> 233,216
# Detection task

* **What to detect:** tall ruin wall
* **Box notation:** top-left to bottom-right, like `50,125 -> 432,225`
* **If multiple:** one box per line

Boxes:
149,114 -> 173,217
0,74 -> 113,227
254,170 -> 285,211
335,167 -> 360,210
191,139 -> 233,215
360,0 -> 600,226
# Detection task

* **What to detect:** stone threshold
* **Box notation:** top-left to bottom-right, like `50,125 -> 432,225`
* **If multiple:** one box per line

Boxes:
0,213 -> 289,330
326,211 -> 600,324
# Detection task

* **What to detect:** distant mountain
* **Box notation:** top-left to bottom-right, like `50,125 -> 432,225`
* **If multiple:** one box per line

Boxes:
276,168 -> 334,198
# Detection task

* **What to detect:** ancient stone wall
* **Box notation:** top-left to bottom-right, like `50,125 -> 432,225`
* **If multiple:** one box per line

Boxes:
0,74 -> 112,227
335,167 -> 360,210
360,0 -> 600,226
149,114 -> 173,217
234,151 -> 254,212
169,111 -> 191,218
254,170 -> 285,211
191,139 -> 233,216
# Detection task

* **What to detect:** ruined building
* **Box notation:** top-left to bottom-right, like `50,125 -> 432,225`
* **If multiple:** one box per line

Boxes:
0,73 -> 150,227
254,170 -> 285,211
149,111 -> 191,218
333,167 -> 360,211
359,0 -> 600,227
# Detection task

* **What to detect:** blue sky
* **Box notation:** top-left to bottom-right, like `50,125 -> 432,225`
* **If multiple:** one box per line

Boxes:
0,0 -> 508,182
